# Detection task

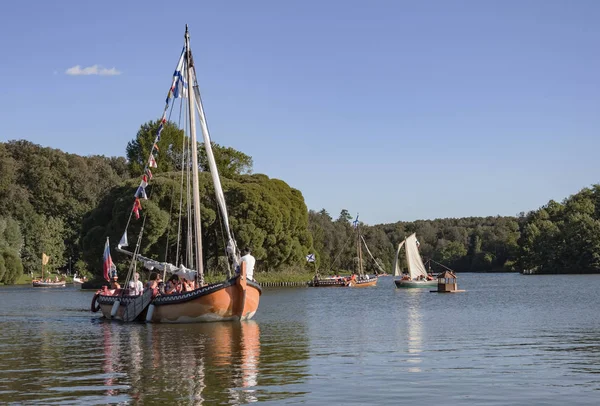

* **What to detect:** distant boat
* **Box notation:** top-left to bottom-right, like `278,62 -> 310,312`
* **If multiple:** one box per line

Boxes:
32,280 -> 66,288
308,215 -> 378,288
32,252 -> 66,288
393,234 -> 437,288
347,220 -> 378,287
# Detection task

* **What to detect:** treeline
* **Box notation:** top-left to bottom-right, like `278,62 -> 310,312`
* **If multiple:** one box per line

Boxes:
518,185 -> 600,273
310,185 -> 600,275
308,209 -> 521,274
0,140 -> 129,283
1,129 -> 598,283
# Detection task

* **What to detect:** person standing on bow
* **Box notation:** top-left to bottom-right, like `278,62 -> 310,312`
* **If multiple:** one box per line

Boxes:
240,247 -> 256,281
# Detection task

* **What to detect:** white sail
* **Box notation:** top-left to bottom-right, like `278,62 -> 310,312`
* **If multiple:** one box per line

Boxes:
405,233 -> 428,280
392,240 -> 406,277
193,81 -> 240,269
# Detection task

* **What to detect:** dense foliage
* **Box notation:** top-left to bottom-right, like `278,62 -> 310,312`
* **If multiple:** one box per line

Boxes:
518,185 -> 600,273
80,173 -> 312,277
1,130 -> 598,284
0,141 -> 129,281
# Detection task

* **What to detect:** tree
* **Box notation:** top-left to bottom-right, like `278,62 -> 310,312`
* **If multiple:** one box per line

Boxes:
126,120 -> 253,179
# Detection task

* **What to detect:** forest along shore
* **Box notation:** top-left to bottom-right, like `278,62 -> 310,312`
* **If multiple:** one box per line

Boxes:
1,139 -> 600,286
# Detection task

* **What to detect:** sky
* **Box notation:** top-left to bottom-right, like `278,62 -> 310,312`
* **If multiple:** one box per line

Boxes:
1,0 -> 599,225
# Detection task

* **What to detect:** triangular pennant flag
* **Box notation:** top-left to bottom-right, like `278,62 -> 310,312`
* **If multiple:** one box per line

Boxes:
135,186 -> 148,200
153,143 -> 159,152
145,168 -> 153,180
118,232 -> 128,248
140,177 -> 148,189
148,154 -> 158,168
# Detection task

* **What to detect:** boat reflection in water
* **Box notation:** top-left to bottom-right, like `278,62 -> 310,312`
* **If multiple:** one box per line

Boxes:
100,320 -> 266,404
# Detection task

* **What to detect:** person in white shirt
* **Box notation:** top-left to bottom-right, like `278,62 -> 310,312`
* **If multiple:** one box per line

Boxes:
240,247 -> 256,281
128,272 -> 144,296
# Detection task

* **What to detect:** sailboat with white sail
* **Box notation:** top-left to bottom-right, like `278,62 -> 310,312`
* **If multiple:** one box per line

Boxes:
393,233 -> 436,288
92,26 -> 261,322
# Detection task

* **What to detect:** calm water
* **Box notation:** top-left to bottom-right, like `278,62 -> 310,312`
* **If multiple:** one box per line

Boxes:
1,274 -> 600,405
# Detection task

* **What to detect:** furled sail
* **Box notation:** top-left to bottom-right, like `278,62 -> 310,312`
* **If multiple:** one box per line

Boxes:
116,247 -> 197,278
192,79 -> 240,269
392,240 -> 406,277
405,233 -> 428,280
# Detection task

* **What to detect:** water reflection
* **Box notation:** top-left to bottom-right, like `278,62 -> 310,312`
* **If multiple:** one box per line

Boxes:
405,290 -> 425,373
100,320 -> 263,405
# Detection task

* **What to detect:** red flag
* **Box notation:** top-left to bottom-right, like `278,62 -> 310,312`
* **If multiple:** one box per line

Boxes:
133,198 -> 142,219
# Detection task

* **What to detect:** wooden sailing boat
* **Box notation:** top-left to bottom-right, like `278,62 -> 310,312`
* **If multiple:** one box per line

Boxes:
93,26 -> 261,322
393,233 -> 436,288
32,253 -> 65,287
347,219 -> 378,287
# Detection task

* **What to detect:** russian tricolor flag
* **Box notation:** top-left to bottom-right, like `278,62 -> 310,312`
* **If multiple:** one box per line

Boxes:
103,238 -> 117,281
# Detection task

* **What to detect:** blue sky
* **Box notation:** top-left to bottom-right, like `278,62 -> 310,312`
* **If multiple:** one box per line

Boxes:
1,0 -> 599,225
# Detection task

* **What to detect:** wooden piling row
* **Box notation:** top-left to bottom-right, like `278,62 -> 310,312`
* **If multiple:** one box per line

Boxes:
259,281 -> 309,287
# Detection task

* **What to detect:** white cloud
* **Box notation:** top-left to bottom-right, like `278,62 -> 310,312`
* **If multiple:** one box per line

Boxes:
65,64 -> 121,76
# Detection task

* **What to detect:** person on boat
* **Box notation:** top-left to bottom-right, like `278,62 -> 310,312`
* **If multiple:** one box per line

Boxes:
128,272 -> 144,296
110,276 -> 121,290
146,273 -> 158,290
240,247 -> 256,281
165,275 -> 180,294
181,277 -> 194,292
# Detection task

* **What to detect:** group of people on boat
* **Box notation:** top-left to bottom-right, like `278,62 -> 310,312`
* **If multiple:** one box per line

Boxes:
36,275 -> 64,283
101,247 -> 256,298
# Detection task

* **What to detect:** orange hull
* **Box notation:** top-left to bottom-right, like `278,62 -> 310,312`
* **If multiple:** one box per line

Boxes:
149,278 -> 261,323
348,278 -> 378,287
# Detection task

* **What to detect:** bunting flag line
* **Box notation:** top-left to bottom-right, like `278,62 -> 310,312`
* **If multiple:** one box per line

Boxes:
129,47 -> 186,223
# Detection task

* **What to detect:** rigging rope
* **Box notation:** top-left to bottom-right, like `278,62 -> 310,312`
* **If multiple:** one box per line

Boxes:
328,231 -> 355,273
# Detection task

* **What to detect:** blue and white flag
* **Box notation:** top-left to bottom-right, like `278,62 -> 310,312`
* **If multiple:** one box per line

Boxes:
172,49 -> 187,99
118,232 -> 128,248
165,48 -> 187,103
306,253 -> 316,263
352,214 -> 359,229
135,186 -> 148,200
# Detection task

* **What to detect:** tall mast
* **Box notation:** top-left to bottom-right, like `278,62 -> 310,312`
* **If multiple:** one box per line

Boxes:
357,224 -> 364,275
185,25 -> 204,284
